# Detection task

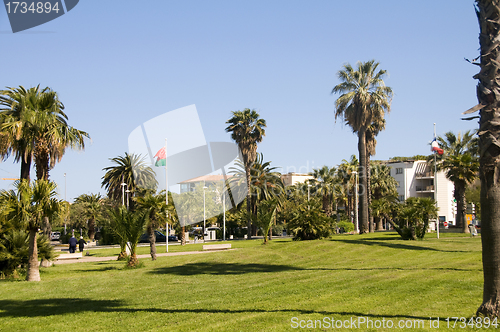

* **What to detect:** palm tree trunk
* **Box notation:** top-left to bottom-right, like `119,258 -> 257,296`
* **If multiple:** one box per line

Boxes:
34,140 -> 50,180
181,226 -> 186,245
358,128 -> 369,233
127,253 -> 138,267
88,217 -> 96,241
454,182 -> 469,233
147,224 -> 156,260
26,227 -> 40,281
20,156 -> 31,180
245,165 -> 252,239
476,0 -> 500,317
366,155 -> 374,233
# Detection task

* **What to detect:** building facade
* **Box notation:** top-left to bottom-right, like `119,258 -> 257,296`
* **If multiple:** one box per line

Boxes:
387,160 -> 455,225
281,172 -> 314,187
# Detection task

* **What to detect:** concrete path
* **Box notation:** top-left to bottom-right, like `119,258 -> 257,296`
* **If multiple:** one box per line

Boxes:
55,250 -> 225,265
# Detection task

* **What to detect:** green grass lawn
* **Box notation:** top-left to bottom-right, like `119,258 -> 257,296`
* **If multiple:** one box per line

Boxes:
0,232 -> 488,331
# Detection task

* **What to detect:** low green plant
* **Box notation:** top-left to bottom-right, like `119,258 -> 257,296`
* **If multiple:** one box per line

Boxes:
337,220 -> 354,233
0,230 -> 55,278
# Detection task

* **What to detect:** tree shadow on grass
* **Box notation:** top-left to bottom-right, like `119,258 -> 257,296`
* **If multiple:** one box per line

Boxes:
0,298 -> 445,322
331,237 -> 470,253
148,262 -> 303,276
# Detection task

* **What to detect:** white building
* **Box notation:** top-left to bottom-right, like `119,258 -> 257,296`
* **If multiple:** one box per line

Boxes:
281,172 -> 314,187
387,160 -> 455,225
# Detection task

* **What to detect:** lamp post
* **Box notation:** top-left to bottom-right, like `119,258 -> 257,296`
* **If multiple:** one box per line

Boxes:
165,138 -> 169,253
64,173 -> 67,235
125,189 -> 131,209
352,171 -> 359,233
121,183 -> 127,206
434,123 -> 440,240
223,189 -> 226,241
203,185 -> 208,237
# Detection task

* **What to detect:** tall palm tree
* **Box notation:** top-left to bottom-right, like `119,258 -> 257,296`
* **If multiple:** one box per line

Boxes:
135,192 -> 166,260
225,109 -> 266,239
101,153 -> 158,204
0,86 -> 89,181
74,193 -> 104,241
474,1 -> 500,317
435,131 -> 479,233
0,179 -> 61,281
332,60 -> 393,233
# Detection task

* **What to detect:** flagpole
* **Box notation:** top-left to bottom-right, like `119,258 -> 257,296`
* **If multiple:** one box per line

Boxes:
434,123 -> 439,240
165,138 -> 169,253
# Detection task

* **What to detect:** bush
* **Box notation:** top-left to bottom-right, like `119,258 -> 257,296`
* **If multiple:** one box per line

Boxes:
0,230 -> 56,278
272,224 -> 284,236
337,221 -> 354,233
288,202 -> 332,241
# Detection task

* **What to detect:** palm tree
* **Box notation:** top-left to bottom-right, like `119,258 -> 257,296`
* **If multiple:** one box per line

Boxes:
101,153 -> 158,203
435,131 -> 479,233
337,155 -> 359,228
366,118 -> 386,232
310,166 -> 337,216
225,109 -> 266,239
0,179 -> 61,281
251,198 -> 278,244
135,192 -> 166,260
474,1 -> 500,316
74,193 -> 104,241
230,154 -> 283,237
370,164 -> 398,230
107,206 -> 149,267
0,86 -> 89,181
332,60 -> 393,233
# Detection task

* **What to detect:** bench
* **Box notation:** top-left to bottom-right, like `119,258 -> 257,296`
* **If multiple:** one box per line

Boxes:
202,243 -> 231,251
56,252 -> 83,260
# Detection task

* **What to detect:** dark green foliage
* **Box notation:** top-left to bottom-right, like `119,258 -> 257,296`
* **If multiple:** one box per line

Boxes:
288,200 -> 332,240
337,220 -> 355,233
389,155 -> 429,162
0,230 -> 55,278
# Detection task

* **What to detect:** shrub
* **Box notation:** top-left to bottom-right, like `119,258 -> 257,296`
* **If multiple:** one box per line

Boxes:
337,220 -> 354,233
0,230 -> 56,278
288,201 -> 332,241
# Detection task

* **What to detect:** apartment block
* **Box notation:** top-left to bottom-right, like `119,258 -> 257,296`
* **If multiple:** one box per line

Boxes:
386,160 -> 455,225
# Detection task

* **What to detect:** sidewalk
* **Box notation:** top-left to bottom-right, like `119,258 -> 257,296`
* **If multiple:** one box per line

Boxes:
55,250 -> 223,265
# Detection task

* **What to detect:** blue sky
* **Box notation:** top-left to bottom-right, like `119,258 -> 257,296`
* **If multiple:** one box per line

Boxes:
0,1 -> 480,201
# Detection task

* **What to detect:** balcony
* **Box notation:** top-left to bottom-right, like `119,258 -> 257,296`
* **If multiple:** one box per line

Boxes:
415,171 -> 434,179
416,185 -> 434,193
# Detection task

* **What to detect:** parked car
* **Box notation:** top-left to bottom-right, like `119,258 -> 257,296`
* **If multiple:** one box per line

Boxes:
168,235 -> 178,242
50,231 -> 61,241
139,231 -> 166,243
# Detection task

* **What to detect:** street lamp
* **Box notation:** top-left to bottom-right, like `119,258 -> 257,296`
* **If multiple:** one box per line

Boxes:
352,171 -> 359,233
125,189 -> 131,209
64,173 -> 67,235
121,183 -> 127,206
203,185 -> 208,237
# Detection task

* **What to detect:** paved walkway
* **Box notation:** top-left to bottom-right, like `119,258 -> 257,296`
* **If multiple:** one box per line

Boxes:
55,250 -> 224,265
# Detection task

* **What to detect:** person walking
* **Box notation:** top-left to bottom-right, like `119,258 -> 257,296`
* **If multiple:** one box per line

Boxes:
68,235 -> 77,253
78,236 -> 87,252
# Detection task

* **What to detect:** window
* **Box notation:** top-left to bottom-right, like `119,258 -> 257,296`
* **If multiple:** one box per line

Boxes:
399,195 -> 405,202
396,168 -> 403,174
396,181 -> 400,188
